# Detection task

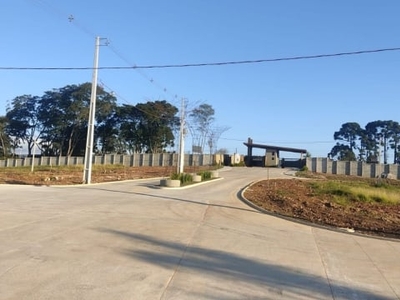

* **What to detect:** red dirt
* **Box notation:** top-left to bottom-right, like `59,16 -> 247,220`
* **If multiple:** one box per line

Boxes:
0,166 -> 212,185
244,175 -> 400,239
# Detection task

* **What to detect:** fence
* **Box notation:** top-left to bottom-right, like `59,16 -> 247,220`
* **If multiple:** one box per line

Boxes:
0,153 -> 215,168
306,157 -> 400,180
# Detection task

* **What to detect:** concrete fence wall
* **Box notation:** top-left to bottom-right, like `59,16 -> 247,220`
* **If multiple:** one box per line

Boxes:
307,157 -> 400,180
0,153 -> 215,169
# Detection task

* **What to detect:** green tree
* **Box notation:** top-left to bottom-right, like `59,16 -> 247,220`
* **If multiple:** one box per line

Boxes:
333,122 -> 362,153
388,121 -> 400,164
96,109 -> 121,154
365,120 -> 396,164
135,101 -> 179,153
38,83 -> 117,156
0,116 -> 11,158
330,122 -> 362,161
118,104 -> 144,153
117,101 -> 179,153
328,143 -> 356,161
5,95 -> 43,156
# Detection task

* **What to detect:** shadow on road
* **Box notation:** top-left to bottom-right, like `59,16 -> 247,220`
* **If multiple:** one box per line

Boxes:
98,229 -> 393,300
85,186 -> 258,214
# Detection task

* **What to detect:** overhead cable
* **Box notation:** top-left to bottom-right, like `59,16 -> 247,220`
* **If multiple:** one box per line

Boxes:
2,47 -> 400,71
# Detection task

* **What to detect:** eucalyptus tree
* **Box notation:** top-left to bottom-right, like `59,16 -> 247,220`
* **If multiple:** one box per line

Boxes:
188,103 -> 215,153
118,100 -> 179,153
96,109 -> 121,154
118,104 -> 143,153
38,83 -> 117,156
0,116 -> 11,158
135,100 -> 179,153
207,125 -> 230,155
5,95 -> 43,156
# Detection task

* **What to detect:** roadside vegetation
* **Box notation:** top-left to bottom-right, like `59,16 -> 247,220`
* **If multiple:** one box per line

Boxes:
307,180 -> 400,205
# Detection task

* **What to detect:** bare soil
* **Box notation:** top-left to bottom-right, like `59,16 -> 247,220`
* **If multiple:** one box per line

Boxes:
1,166 -> 399,239
244,173 -> 400,239
0,166 -> 212,185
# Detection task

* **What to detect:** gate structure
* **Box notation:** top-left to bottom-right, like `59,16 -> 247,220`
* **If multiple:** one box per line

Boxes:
243,138 -> 307,168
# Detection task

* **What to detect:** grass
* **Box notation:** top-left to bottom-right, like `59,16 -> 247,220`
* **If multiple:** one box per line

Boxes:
308,180 -> 400,205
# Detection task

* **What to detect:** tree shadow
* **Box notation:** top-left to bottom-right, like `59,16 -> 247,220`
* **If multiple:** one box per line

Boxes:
85,186 -> 258,214
98,229 -> 394,300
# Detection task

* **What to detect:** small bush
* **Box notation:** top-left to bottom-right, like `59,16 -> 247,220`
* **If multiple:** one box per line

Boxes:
180,173 -> 193,184
300,165 -> 308,172
198,171 -> 212,181
170,173 -> 193,184
170,173 -> 180,180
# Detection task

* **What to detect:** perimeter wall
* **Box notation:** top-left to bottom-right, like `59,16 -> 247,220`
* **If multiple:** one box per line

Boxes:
0,153 -> 216,168
306,157 -> 400,179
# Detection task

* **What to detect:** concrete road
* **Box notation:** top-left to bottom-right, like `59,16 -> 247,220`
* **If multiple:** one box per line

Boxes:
0,167 -> 399,300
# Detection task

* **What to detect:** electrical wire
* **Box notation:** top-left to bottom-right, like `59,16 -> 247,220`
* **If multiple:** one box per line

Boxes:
99,79 -> 180,122
2,47 -> 400,71
25,0 -> 182,107
220,137 -> 334,144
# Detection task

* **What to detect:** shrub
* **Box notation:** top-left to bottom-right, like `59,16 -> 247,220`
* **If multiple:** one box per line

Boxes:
180,173 -> 193,184
170,173 -> 180,180
198,171 -> 212,181
170,173 -> 193,184
300,165 -> 308,172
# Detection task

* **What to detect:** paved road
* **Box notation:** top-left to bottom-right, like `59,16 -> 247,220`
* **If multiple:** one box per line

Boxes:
0,167 -> 399,300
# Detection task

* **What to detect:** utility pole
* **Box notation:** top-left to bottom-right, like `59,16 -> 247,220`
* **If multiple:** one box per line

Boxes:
83,36 -> 101,184
177,98 -> 186,174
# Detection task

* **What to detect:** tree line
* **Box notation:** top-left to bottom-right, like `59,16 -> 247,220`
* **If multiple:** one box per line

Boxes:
0,82 -> 222,158
329,121 -> 400,164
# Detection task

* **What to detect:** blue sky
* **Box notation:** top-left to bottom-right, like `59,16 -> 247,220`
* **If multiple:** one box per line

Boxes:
2,1 -> 400,157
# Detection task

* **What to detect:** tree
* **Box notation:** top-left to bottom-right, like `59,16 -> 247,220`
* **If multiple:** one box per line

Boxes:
118,101 -> 179,153
330,122 -> 362,161
207,126 -> 230,155
188,103 -> 215,153
365,120 -> 396,164
38,83 -> 117,156
96,109 -> 121,154
5,95 -> 43,156
333,122 -> 362,153
135,100 -> 179,153
328,143 -> 356,161
0,116 -> 11,158
118,104 -> 143,153
389,121 -> 400,164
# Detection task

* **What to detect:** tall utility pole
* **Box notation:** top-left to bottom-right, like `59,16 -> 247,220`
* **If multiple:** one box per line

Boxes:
177,98 -> 186,174
83,36 -> 100,184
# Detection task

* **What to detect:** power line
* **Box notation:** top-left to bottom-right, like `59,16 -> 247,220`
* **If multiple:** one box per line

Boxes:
25,0 -> 182,107
220,137 -> 335,144
2,47 -> 400,71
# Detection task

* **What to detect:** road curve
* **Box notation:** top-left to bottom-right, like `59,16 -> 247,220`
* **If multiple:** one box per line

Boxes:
0,167 -> 399,300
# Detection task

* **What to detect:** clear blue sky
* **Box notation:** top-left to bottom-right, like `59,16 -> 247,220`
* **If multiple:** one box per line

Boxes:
2,0 -> 400,157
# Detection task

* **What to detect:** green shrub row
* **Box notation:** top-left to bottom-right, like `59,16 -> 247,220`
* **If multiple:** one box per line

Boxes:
169,171 -> 216,185
198,171 -> 212,181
